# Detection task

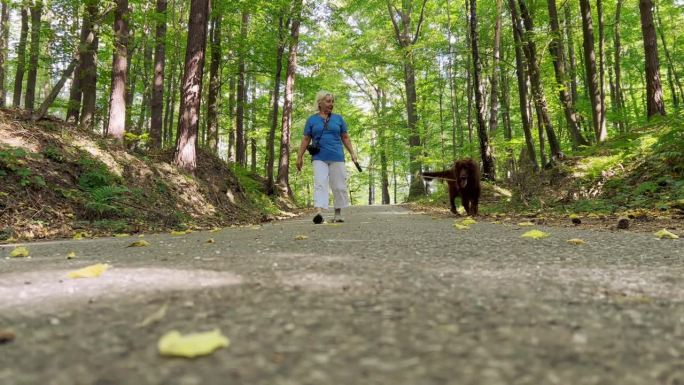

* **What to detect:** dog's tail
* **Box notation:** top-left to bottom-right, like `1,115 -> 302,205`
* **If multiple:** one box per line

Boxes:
420,169 -> 456,182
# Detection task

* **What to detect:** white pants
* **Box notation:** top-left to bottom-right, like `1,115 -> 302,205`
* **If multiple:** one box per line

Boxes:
312,160 -> 349,209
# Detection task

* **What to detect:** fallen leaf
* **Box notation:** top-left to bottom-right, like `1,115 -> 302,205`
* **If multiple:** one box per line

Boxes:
654,229 -> 679,239
138,303 -> 168,328
171,230 -> 188,236
210,228 -> 221,233
114,233 -> 130,238
517,222 -> 534,226
67,263 -> 111,279
566,238 -> 585,245
10,246 -> 29,258
454,223 -> 470,230
206,238 -> 215,244
158,329 -> 229,358
294,235 -> 308,240
66,251 -> 77,259
128,240 -> 150,247
72,232 -> 90,240
587,213 -> 599,219
568,214 -> 581,219
491,221 -> 502,224
521,230 -> 550,239
460,218 -> 477,226
250,225 -> 261,230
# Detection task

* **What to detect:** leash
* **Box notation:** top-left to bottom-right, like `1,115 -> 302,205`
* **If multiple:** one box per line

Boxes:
351,161 -> 461,183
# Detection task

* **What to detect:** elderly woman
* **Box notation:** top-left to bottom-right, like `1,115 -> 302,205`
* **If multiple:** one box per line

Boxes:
296,91 -> 358,224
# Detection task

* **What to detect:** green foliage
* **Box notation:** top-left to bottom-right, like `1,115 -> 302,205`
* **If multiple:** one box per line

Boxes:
0,147 -> 45,187
231,164 -> 280,216
42,145 -> 64,162
77,155 -> 121,190
84,186 -> 130,217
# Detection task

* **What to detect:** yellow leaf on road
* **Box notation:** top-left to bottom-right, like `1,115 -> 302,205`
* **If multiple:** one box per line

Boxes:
206,238 -> 215,244
294,235 -> 308,240
158,329 -> 229,358
128,240 -> 150,247
454,223 -> 470,230
114,233 -> 130,238
10,246 -> 29,258
459,218 -> 477,226
67,263 -> 111,279
521,230 -> 550,239
66,251 -> 77,259
517,222 -> 534,226
171,230 -> 188,236
566,238 -> 585,245
654,229 -> 679,239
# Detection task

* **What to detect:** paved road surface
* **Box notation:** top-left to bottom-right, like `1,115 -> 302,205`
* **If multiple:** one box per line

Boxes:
1,205 -> 683,385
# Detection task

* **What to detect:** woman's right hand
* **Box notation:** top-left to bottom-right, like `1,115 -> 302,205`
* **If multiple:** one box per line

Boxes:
296,156 -> 303,172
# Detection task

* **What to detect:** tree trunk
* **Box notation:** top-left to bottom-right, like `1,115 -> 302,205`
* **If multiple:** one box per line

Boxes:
596,0 -> 607,140
563,4 -> 579,117
32,58 -> 78,121
149,0 -> 167,150
205,10 -> 221,154
507,0 -> 537,172
639,0 -> 665,117
276,0 -> 303,197
655,2 -> 682,109
445,0 -> 459,159
488,0 -> 502,136
24,1 -> 42,112
469,0 -> 495,179
387,0 -> 428,198
379,89 -> 390,204
548,0 -> 588,148
13,7 -> 29,108
0,1 -> 9,107
517,0 -> 561,161
613,0 -> 626,132
265,12 -> 287,194
106,0 -> 129,142
174,0 -> 209,171
579,0 -> 606,142
79,2 -> 98,130
66,11 -> 88,124
464,0 -> 473,145
235,10 -> 249,166
249,74 -> 257,173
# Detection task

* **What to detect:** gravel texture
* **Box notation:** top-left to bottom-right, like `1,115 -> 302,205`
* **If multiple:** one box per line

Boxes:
1,205 -> 683,385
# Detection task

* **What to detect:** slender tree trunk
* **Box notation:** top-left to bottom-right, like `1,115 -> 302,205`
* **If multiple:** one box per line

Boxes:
639,0 -> 665,117
518,0 -> 561,160
597,0 -> 607,139
464,0 -> 473,145
0,1 -> 9,107
149,0 -> 167,150
469,0 -> 495,179
613,0 -> 626,132
66,12 -> 88,124
507,0 -> 537,172
174,0 -> 209,171
488,0 -> 502,137
563,4 -> 579,116
24,1 -> 42,111
445,0 -> 459,159
579,0 -> 606,142
124,32 -> 136,133
500,47 -> 514,178
276,0 -> 303,197
387,0 -> 428,198
79,2 -> 98,130
235,10 -> 249,166
249,74 -> 257,173
13,7 -> 29,108
548,0 -> 588,148
32,58 -> 79,121
266,12 -> 287,194
206,11 -> 221,154
107,0 -> 129,142
655,2 -> 682,109
379,89 -> 390,204
134,31 -> 153,136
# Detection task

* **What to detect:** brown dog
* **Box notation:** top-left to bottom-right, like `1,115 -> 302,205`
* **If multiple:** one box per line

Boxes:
420,159 -> 481,216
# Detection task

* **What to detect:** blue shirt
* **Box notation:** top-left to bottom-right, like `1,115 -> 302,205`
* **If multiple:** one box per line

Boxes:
304,113 -> 348,162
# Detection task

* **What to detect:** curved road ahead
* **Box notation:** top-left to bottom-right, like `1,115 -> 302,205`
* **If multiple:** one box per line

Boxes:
1,205 -> 683,385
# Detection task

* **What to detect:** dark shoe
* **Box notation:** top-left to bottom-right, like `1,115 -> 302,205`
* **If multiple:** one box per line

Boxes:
313,213 -> 323,224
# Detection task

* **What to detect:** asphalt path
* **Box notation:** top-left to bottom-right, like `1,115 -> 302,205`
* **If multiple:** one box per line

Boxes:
1,205 -> 682,385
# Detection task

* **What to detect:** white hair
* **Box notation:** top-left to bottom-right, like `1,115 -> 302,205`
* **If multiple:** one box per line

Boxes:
313,91 -> 334,112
